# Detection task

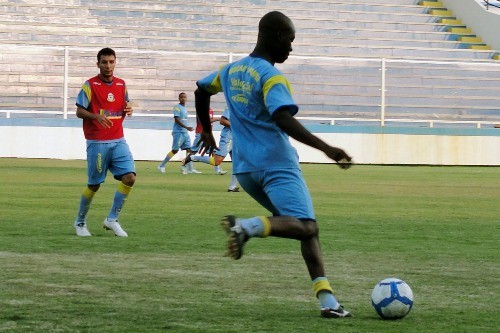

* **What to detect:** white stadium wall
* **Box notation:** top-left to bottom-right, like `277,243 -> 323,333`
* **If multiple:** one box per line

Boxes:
1,124 -> 499,166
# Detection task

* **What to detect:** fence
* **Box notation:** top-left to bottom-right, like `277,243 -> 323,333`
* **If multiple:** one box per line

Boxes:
484,0 -> 500,10
1,44 -> 499,128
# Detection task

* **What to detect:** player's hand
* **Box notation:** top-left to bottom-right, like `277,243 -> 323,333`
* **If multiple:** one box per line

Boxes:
96,114 -> 113,128
198,130 -> 218,156
325,147 -> 353,170
124,102 -> 134,116
187,126 -> 194,132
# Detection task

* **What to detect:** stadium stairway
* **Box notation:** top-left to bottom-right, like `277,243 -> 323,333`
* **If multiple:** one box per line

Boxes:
419,0 -> 495,53
0,0 -> 499,126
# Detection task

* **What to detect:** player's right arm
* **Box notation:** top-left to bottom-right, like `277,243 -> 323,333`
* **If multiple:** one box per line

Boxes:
174,116 -> 194,131
195,68 -> 225,155
76,106 -> 113,128
194,87 -> 218,155
75,81 -> 113,128
220,116 -> 230,127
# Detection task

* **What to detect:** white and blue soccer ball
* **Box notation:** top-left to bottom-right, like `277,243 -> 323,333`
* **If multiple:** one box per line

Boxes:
371,277 -> 414,319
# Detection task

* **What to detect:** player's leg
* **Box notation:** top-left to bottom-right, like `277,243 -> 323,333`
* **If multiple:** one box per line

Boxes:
190,133 -> 202,154
183,133 -> 201,174
103,140 -> 136,237
227,152 -> 238,190
75,184 -> 98,237
180,133 -> 193,173
214,134 -> 230,174
300,228 -> 350,317
227,174 -> 239,191
262,170 -> 350,316
233,169 -> 317,239
214,164 -> 222,174
223,169 -> 351,317
74,142 -> 106,236
183,132 -> 202,167
158,133 -> 180,172
185,153 -> 225,174
187,154 -> 210,164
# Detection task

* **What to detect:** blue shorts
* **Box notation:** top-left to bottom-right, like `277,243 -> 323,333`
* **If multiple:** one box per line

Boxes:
215,131 -> 232,157
86,139 -> 136,185
172,132 -> 191,151
191,133 -> 202,152
236,168 -> 315,221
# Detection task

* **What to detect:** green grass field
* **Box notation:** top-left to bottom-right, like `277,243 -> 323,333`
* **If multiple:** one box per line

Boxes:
0,158 -> 499,333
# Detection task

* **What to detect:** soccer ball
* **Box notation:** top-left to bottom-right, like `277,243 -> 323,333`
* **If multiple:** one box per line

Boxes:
371,278 -> 414,319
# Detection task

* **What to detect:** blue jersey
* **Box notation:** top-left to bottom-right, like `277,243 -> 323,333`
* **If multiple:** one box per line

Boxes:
172,103 -> 189,133
197,55 -> 299,174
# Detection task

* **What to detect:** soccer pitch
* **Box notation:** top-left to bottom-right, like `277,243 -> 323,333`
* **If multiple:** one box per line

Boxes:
0,158 -> 498,333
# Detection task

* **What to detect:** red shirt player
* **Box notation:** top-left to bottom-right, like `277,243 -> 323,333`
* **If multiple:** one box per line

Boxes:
73,47 -> 136,238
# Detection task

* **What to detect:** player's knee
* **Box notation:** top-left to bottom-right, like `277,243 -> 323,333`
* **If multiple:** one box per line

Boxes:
121,173 -> 136,187
88,184 -> 100,192
301,220 -> 319,238
214,155 -> 225,165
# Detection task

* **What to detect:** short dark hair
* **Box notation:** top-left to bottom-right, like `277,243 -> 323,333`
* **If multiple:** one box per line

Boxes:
97,48 -> 116,62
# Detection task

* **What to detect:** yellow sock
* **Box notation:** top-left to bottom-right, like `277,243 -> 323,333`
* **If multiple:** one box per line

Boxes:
82,187 -> 96,199
259,216 -> 271,237
312,278 -> 334,298
117,182 -> 132,195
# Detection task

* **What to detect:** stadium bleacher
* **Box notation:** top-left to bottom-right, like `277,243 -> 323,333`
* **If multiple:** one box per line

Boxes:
0,0 -> 499,127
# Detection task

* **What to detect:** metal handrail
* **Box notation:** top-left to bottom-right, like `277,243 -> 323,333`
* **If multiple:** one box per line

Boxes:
484,1 -> 500,10
2,110 -> 498,129
2,45 -> 500,128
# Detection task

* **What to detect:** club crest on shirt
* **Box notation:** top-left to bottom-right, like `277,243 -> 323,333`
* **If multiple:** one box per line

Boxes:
107,93 -> 115,102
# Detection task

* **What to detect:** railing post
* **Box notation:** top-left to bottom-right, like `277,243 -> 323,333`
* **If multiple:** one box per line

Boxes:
380,58 -> 386,127
63,46 -> 69,119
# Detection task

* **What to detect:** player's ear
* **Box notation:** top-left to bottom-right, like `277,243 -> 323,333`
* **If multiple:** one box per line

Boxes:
276,30 -> 284,41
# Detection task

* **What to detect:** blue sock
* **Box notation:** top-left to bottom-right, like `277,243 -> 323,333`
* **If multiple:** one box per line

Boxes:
229,175 -> 238,189
108,183 -> 131,220
239,217 -> 264,237
160,151 -> 174,167
76,187 -> 95,224
192,155 -> 210,164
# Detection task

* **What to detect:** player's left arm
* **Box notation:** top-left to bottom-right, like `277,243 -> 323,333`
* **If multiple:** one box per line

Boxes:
124,86 -> 133,116
124,102 -> 133,116
273,107 -> 352,169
